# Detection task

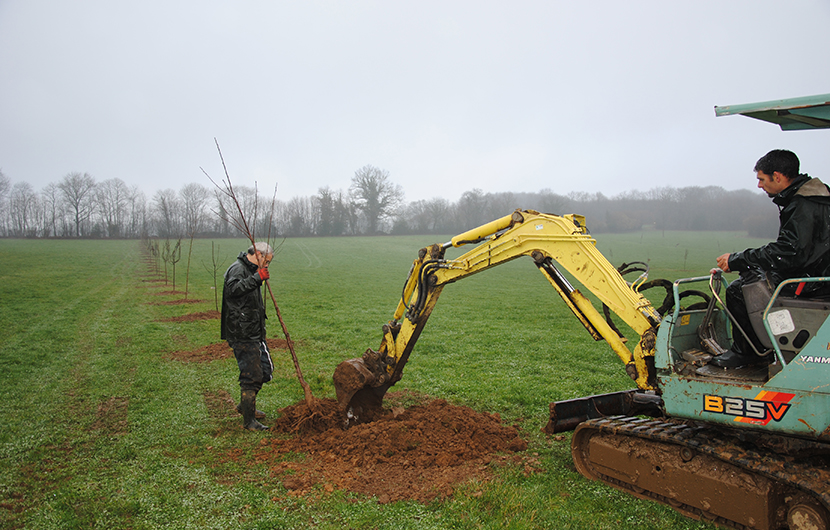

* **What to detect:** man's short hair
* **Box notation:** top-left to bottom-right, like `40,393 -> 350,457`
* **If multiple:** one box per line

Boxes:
754,149 -> 800,179
247,242 -> 274,255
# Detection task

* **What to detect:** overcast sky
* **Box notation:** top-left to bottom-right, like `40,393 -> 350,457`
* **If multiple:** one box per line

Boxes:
1,1 -> 828,204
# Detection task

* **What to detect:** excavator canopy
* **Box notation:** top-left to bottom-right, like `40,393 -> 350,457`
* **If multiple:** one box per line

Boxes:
715,93 -> 830,130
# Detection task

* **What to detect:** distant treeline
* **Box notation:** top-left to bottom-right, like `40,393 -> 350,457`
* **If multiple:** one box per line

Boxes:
0,166 -> 778,240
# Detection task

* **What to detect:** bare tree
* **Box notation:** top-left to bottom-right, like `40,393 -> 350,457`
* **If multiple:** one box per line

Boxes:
180,183 -> 210,298
169,238 -> 183,291
487,191 -> 518,220
180,183 -> 210,236
160,238 -> 183,286
202,241 -> 227,312
9,182 -> 39,237
146,238 -> 160,275
213,184 -> 259,237
0,170 -> 9,199
349,165 -> 403,234
285,196 -> 314,236
403,197 -> 453,233
40,183 -> 64,237
97,178 -> 130,238
151,188 -> 182,238
58,172 -> 96,237
160,239 -> 172,284
536,188 -> 567,215
455,188 -> 488,231
126,186 -> 147,238
316,186 -> 348,236
0,170 -> 11,236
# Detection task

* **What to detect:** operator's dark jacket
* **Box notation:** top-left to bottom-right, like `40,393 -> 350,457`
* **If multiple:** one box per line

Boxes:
221,252 -> 267,342
728,174 -> 830,294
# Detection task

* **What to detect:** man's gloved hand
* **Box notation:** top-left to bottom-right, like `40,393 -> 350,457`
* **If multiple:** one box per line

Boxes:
257,268 -> 270,282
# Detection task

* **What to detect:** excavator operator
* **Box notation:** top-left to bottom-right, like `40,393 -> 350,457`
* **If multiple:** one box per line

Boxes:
714,149 -> 830,369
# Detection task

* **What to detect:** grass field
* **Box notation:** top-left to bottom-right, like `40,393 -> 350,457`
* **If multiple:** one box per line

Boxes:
0,228 -> 770,529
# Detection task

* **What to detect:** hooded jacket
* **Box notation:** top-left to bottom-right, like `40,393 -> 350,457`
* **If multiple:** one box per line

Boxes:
220,252 -> 267,342
728,174 -> 830,292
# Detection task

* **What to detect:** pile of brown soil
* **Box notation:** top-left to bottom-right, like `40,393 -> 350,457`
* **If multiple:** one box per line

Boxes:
193,340 -> 536,503
257,396 -> 531,503
168,338 -> 291,362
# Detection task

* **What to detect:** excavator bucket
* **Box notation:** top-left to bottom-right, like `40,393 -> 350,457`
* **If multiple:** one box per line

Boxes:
333,351 -> 391,427
333,357 -> 376,410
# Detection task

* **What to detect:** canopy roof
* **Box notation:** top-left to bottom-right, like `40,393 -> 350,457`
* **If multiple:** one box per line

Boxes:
715,94 -> 830,130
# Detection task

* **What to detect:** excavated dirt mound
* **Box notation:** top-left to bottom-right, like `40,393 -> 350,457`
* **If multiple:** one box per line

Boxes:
168,338 -> 291,362
257,396 -> 532,503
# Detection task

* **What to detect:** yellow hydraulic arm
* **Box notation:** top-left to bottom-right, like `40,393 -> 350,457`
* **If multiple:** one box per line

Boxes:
333,210 -> 663,415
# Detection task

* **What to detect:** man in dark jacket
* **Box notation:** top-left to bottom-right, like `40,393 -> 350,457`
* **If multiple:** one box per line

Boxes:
713,150 -> 830,368
221,242 -> 274,430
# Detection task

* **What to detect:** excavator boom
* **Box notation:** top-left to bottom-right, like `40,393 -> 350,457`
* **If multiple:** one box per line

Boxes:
333,210 -> 662,422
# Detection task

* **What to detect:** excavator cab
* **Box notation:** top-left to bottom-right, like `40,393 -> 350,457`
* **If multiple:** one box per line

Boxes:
658,272 -> 830,379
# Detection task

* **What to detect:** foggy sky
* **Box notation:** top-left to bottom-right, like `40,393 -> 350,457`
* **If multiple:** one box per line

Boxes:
1,1 -> 829,204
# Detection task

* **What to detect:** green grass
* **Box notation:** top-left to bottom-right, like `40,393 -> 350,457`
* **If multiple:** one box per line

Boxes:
0,231 -> 768,529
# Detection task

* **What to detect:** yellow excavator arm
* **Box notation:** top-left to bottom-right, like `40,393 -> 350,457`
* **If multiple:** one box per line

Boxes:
333,210 -> 662,419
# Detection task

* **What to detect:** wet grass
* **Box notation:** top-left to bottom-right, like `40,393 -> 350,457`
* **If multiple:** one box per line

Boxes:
0,230 -> 768,529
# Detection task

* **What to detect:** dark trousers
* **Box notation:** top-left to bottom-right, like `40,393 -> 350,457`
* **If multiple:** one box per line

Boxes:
229,340 -> 274,392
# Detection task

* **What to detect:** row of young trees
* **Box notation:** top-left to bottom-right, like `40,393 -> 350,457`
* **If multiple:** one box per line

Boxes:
0,165 -> 778,239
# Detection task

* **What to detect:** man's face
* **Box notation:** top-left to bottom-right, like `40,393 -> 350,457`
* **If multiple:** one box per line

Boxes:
756,171 -> 789,197
256,251 -> 273,267
248,251 -> 273,267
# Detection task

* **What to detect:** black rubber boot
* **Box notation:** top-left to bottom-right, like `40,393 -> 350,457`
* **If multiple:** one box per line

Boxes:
240,389 -> 268,431
236,403 -> 266,420
710,348 -> 762,369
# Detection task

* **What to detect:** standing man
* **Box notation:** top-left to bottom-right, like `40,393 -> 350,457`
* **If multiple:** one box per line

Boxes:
221,242 -> 275,431
713,149 -> 830,368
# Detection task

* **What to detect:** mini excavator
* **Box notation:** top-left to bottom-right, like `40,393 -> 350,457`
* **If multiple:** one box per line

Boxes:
333,94 -> 830,530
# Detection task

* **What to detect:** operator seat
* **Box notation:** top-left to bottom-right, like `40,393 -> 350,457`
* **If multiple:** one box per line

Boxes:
744,279 -> 830,361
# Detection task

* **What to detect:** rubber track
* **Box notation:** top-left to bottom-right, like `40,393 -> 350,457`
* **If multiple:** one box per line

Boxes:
580,416 -> 830,528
